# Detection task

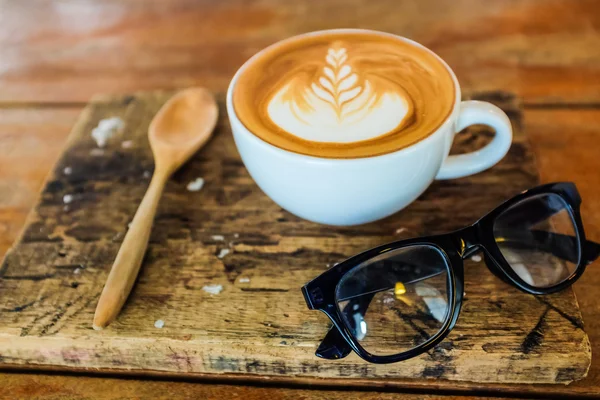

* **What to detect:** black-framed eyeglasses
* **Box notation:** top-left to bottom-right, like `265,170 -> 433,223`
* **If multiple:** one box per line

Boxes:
302,182 -> 600,364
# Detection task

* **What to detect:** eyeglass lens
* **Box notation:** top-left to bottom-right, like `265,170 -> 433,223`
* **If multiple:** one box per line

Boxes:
335,245 -> 450,356
493,193 -> 580,288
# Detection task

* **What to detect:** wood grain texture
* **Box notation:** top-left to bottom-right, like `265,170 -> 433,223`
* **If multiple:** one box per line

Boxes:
0,91 -> 590,385
0,108 -> 80,257
524,109 -> 600,395
0,373 -> 525,400
2,108 -> 600,399
0,0 -> 599,104
0,107 -> 595,399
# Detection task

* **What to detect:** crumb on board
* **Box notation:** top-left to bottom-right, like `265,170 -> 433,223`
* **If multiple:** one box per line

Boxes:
471,255 -> 482,262
143,171 -> 151,179
239,277 -> 250,283
217,248 -> 230,259
395,227 -> 407,234
154,319 -> 165,329
73,268 -> 81,275
121,140 -> 133,149
63,194 -> 73,204
187,177 -> 205,192
233,233 -> 239,238
63,166 -> 72,175
111,232 -> 124,242
90,148 -> 105,157
91,117 -> 124,147
211,235 -> 225,241
202,284 -> 223,295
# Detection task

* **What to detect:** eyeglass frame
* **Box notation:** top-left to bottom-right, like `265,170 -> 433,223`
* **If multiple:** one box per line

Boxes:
301,182 -> 600,364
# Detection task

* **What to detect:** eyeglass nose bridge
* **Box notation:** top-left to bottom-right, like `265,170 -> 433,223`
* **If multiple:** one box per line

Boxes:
455,224 -> 483,259
455,224 -> 516,286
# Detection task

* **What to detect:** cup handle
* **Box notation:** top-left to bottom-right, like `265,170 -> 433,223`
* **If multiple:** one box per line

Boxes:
435,100 -> 513,180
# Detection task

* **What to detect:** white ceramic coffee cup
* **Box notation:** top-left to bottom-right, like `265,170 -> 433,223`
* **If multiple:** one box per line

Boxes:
227,29 -> 512,226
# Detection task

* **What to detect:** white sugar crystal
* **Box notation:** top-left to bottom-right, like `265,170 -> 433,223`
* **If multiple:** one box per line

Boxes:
217,248 -> 230,259
91,128 -> 111,148
73,268 -> 81,275
91,117 -> 124,147
98,116 -> 125,131
471,255 -> 482,262
202,284 -> 223,295
239,277 -> 250,283
186,177 -> 204,192
63,166 -> 72,175
395,227 -> 407,234
143,171 -> 151,179
211,235 -> 225,241
63,194 -> 73,204
154,319 -> 165,329
121,140 -> 133,149
233,233 -> 239,238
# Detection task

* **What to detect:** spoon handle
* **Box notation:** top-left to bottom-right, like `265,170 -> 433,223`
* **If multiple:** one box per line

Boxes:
93,170 -> 168,330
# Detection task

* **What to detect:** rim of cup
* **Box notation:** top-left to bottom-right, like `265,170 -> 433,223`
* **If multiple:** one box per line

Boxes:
226,28 -> 462,164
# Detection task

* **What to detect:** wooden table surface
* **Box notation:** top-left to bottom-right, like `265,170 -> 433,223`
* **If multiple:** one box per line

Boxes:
1,0 -> 599,398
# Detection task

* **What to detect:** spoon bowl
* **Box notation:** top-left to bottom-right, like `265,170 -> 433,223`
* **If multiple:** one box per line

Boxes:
149,88 -> 218,173
93,87 -> 218,330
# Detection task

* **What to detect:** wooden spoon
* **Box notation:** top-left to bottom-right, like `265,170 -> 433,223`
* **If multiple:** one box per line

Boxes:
93,88 -> 218,330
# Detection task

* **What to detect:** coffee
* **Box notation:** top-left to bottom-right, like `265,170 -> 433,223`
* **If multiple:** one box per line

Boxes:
233,31 -> 455,159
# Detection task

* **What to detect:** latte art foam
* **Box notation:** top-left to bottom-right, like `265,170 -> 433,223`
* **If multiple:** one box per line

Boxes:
267,46 -> 412,143
233,31 -> 455,158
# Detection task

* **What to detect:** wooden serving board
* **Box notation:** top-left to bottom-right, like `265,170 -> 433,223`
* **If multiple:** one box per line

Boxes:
0,91 -> 590,385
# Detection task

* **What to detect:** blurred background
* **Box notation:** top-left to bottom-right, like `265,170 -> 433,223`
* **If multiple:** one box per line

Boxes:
2,0 -> 599,103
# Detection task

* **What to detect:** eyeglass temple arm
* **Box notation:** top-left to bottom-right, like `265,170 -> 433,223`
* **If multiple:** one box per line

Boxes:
585,240 -> 600,264
316,291 -> 377,360
316,324 -> 354,360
